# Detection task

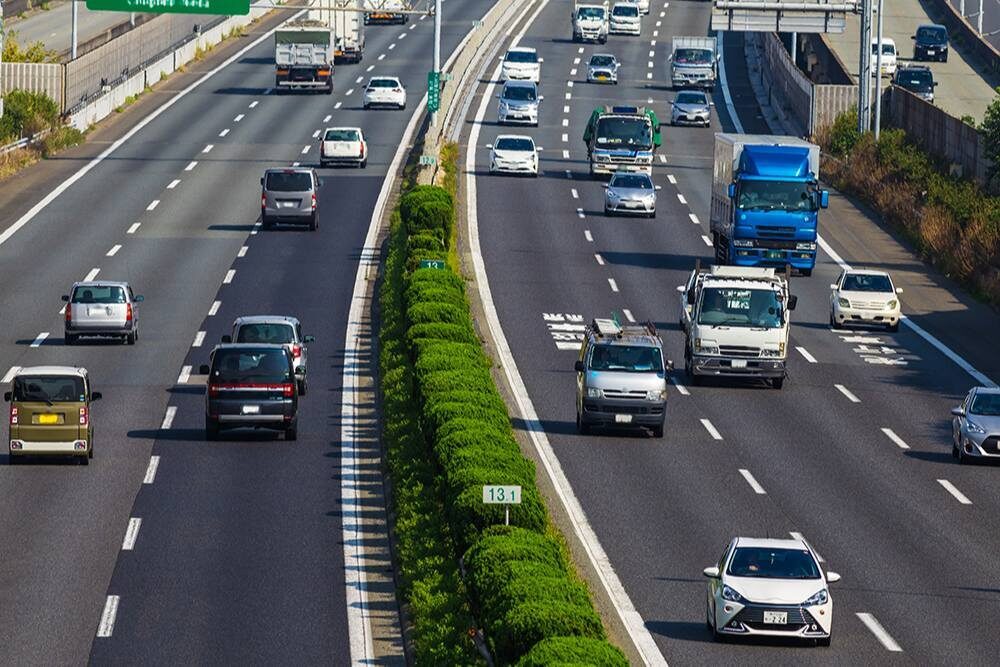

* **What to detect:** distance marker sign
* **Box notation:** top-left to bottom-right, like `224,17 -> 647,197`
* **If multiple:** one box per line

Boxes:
87,0 -> 249,15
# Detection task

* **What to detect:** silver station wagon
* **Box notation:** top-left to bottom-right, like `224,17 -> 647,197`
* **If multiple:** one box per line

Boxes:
62,281 -> 143,345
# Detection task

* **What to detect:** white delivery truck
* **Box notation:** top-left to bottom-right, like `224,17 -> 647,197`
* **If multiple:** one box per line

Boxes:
364,0 -> 408,24
333,0 -> 365,63
669,36 -> 718,89
275,19 -> 335,93
572,2 -> 609,43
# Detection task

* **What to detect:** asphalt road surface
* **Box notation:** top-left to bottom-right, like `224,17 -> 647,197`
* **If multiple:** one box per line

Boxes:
948,0 -> 1000,51
5,1 -> 144,55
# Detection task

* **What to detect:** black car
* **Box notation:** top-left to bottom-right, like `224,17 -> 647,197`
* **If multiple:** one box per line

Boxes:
912,23 -> 948,62
201,344 -> 300,441
893,65 -> 937,103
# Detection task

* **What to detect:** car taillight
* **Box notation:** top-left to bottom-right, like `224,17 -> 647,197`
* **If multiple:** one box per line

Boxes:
80,406 -> 88,425
282,383 -> 295,398
359,143 -> 365,158
310,195 -> 316,211
65,305 -> 72,324
291,344 -> 302,359
126,303 -> 133,322
10,406 -> 17,425
208,384 -> 220,398
261,193 -> 267,209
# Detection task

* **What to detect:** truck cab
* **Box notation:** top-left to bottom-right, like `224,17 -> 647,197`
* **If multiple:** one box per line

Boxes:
275,21 -> 335,94
669,36 -> 718,90
572,2 -> 609,43
583,105 -> 661,177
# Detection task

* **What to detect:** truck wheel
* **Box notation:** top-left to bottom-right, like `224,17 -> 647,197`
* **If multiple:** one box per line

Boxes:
651,423 -> 664,438
326,82 -> 334,95
799,268 -> 812,277
771,377 -> 785,389
360,158 -> 367,169
285,424 -> 298,441
206,418 -> 219,441
576,412 -> 591,435
65,333 -> 76,346
308,214 -> 318,232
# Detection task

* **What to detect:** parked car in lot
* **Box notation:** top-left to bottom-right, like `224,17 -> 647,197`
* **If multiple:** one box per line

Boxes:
320,127 -> 367,168
497,80 -> 541,126
260,168 -> 320,230
603,170 -> 660,217
586,53 -> 619,84
703,536 -> 840,645
951,386 -> 1000,464
893,65 -> 936,103
363,76 -> 407,109
223,315 -> 314,395
912,23 -> 948,62
489,134 -> 539,176
500,46 -> 542,82
63,281 -> 143,345
829,269 -> 902,331
670,90 -> 712,126
5,366 -> 102,465
201,344 -> 300,441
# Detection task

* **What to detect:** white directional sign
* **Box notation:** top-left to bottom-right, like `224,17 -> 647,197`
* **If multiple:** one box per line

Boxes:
711,0 -> 856,33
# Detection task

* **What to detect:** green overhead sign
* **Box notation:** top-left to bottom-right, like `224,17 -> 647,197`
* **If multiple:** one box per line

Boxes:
86,0 -> 250,15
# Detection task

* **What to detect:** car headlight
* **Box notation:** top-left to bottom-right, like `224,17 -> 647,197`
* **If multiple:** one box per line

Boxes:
607,190 -> 620,201
721,585 -> 746,603
645,389 -> 667,401
802,588 -> 829,606
837,297 -> 850,308
760,348 -> 782,358
886,300 -> 898,309
966,420 -> 987,434
695,338 -> 719,354
586,387 -> 604,399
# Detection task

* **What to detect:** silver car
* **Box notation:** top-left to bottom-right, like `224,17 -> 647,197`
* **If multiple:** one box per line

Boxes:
586,54 -> 619,84
261,168 -> 320,231
223,316 -> 315,395
62,281 -> 143,345
604,170 -> 660,217
952,387 -> 1000,464
671,90 -> 712,126
497,81 -> 541,126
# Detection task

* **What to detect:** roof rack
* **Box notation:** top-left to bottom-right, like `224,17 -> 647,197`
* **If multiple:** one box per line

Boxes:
590,316 -> 658,340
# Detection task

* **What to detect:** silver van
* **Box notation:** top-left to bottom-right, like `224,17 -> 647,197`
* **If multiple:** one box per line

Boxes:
222,315 -> 314,395
62,281 -> 143,345
261,168 -> 320,231
574,318 -> 672,438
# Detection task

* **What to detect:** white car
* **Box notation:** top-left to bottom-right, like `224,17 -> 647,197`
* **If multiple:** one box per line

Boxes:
871,38 -> 898,76
320,127 -> 367,168
609,2 -> 641,35
363,76 -> 406,109
634,0 -> 649,13
489,135 -> 538,176
829,268 -> 902,331
500,46 -> 542,82
704,536 -> 840,646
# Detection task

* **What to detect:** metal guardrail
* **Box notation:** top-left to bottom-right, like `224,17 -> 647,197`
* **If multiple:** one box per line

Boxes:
930,0 -> 1000,78
0,128 -> 51,155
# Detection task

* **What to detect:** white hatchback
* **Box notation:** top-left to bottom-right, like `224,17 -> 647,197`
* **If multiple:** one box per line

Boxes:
320,127 -> 367,168
871,38 -> 898,76
500,46 -> 542,83
830,268 -> 902,331
704,536 -> 840,646
489,134 -> 538,176
363,76 -> 406,110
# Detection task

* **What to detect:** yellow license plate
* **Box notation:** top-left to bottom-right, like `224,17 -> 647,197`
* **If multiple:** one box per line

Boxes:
38,414 -> 59,424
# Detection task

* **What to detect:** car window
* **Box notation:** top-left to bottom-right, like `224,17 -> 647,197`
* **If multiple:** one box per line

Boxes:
495,137 -> 534,151
675,92 -> 706,105
236,323 -> 296,344
611,174 -> 652,189
505,50 -> 537,63
590,56 -> 615,67
612,4 -> 639,16
917,26 -> 946,42
369,78 -> 400,88
674,48 -> 712,65
842,273 -> 892,292
211,349 -> 291,383
324,129 -> 360,142
872,42 -> 895,55
265,172 -> 313,192
503,85 -> 537,102
72,286 -> 126,304
13,376 -> 86,403
970,393 -> 1000,416
727,547 -> 821,579
587,344 -> 663,373
698,287 -> 783,328
898,70 -> 933,90
577,7 -> 605,19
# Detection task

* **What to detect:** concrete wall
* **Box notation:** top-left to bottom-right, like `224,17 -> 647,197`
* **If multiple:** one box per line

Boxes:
0,62 -> 64,110
935,0 -> 1000,77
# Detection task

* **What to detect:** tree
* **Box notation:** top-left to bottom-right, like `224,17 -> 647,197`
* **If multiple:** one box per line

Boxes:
2,30 -> 60,63
983,87 -> 1000,186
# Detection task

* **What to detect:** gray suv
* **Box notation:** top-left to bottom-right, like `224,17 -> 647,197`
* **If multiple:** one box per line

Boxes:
261,168 -> 320,231
222,315 -> 314,395
62,281 -> 144,345
574,318 -> 672,437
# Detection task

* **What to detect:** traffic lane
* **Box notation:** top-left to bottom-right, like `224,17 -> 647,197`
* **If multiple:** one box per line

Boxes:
7,3 -> 143,54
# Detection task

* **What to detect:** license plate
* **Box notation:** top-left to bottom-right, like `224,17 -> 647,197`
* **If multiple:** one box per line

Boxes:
241,405 -> 260,415
279,201 -> 297,208
88,306 -> 105,316
624,202 -> 641,208
614,414 -> 633,424
731,359 -> 747,368
926,50 -> 935,55
38,414 -> 59,424
763,611 -> 787,624
765,250 -> 784,259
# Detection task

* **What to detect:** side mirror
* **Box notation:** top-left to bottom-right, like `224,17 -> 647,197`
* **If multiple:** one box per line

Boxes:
655,185 -> 662,190
716,53 -> 722,61
676,285 -> 685,292
61,295 -> 70,302
787,295 -> 798,311
2,392 -> 11,401
538,57 -> 545,63
574,360 -> 585,372
709,101 -> 715,106
727,183 -> 736,198
896,287 -> 903,294
703,566 -> 720,579
666,360 -> 674,371
951,407 -> 965,417
602,184 -> 609,189
826,571 -> 842,584
910,35 -> 916,40
820,190 -> 830,208
538,95 -> 545,100
260,177 -> 264,185
829,283 -> 838,290
933,82 -> 939,87
91,391 -> 102,401
485,144 -> 493,149
221,335 -> 232,343
134,295 -> 145,303
199,364 -> 211,375
294,367 -> 306,375
304,335 -> 316,342
496,94 -> 501,98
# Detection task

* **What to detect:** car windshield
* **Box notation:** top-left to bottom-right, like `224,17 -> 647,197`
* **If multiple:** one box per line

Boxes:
737,180 -> 817,212
842,273 -> 893,292
898,70 -> 933,91
872,42 -> 896,55
369,78 -> 399,88
236,323 -> 295,344
594,117 -> 652,148
13,376 -> 86,403
674,48 -> 713,65
495,138 -> 534,151
728,547 -> 821,579
698,287 -> 783,328
265,172 -> 312,191
612,4 -> 639,16
917,26 -> 946,43
324,129 -> 359,142
590,55 -> 615,67
503,85 -> 537,102
588,344 -> 663,373
675,91 -> 706,105
211,349 -> 291,383
505,50 -> 537,63
577,7 -> 605,19
971,393 -> 1000,416
611,174 -> 652,189
72,286 -> 125,303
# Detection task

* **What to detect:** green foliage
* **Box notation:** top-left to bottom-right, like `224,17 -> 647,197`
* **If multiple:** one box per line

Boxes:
0,89 -> 59,142
41,126 -> 84,156
982,87 -> 1000,184
516,636 -> 629,666
1,31 -> 59,63
823,109 -> 861,158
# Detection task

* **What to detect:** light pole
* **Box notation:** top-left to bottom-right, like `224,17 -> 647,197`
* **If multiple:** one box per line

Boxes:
873,0 -> 884,139
857,0 -> 873,133
431,0 -> 441,127
71,0 -> 79,60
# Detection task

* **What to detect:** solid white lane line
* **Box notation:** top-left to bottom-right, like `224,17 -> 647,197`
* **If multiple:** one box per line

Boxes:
335,101 -> 343,109
717,31 -> 745,134
701,235 -> 712,246
676,193 -> 686,204
106,244 -> 122,257
2,367 -> 20,384
160,406 -> 177,430
301,145 -> 311,154
796,346 -> 817,363
856,612 -> 903,652
177,366 -> 192,384
563,149 -> 570,159
202,144 -> 213,153
224,269 -> 236,284
324,114 -> 332,122
938,479 -> 972,505
238,245 -> 248,258
84,267 -> 101,282
218,128 -> 230,137
700,418 -> 723,440
122,518 -> 142,551
234,114 -> 244,122
595,253 -> 604,265
576,208 -> 585,218
143,456 -> 160,484
96,596 -> 120,638
355,76 -> 363,83
835,384 -> 861,403
571,188 -> 579,199
671,377 -> 690,395
667,174 -> 676,184
881,427 -> 910,449
185,161 -> 198,171
688,213 -> 700,224
739,469 -> 767,494
608,278 -> 619,292
584,230 -> 593,242
192,331 -> 206,348
146,200 -> 159,211
312,129 -> 321,138
622,308 -> 635,322
788,532 -> 824,562
208,300 -> 221,316
127,222 -> 141,234
32,332 -> 50,349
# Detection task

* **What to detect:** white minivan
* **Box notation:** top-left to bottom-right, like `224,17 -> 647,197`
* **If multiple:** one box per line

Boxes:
871,38 -> 897,76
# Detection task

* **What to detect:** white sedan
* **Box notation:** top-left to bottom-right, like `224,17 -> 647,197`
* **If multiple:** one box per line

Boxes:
363,76 -> 406,110
320,127 -> 367,168
489,135 -> 538,176
829,268 -> 902,331
704,536 -> 840,646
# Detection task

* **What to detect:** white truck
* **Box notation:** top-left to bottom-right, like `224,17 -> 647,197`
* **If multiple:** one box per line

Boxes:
364,0 -> 408,24
333,0 -> 365,63
669,36 -> 718,90
572,2 -> 609,43
275,19 -> 335,94
678,263 -> 798,389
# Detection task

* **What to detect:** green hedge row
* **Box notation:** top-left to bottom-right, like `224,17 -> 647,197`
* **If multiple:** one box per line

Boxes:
388,182 -> 627,665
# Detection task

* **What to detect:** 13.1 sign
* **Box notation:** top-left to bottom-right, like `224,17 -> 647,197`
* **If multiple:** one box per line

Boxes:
482,485 -> 521,504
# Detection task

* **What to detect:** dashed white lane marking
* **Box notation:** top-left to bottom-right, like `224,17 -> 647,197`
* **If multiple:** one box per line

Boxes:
146,200 -> 159,211
323,114 -> 332,122
658,154 -> 667,163
659,10 -> 665,16
688,213 -> 699,224
355,76 -> 363,83
127,222 -> 141,234
335,101 -> 343,109
223,269 -> 236,284
562,118 -> 569,127
143,455 -> 160,484
594,253 -> 605,265
938,479 -> 972,505
160,406 -> 177,431
122,518 -> 142,551
856,612 -> 903,652
219,128 -> 230,137
650,39 -> 656,46
185,161 -> 198,171
578,46 -> 585,53
177,366 -> 192,384
563,105 -> 570,113
648,50 -> 655,57
301,145 -> 311,154
292,162 -> 300,167
346,88 -> 355,95
408,23 -> 415,29
106,244 -> 122,257
238,245 -> 248,258
249,100 -> 259,108
566,80 -> 574,88
565,92 -> 572,100
192,331 -> 206,348
420,13 -> 426,19
2,367 -> 20,383
788,532 -> 824,562
796,346 -> 817,363
562,133 -> 569,142
652,29 -> 658,37
576,208 -> 585,218
234,114 -> 245,122
647,61 -> 654,68
84,268 -> 100,282
584,230 -> 593,242
676,193 -> 686,204
646,72 -> 652,80
608,278 -> 619,292
623,308 -> 635,322
570,68 -> 577,77
202,144 -> 213,153
571,188 -> 579,199
167,179 -> 180,189
563,149 -> 570,159
96,596 -> 120,638
701,235 -> 712,246
880,427 -> 909,449
656,20 -> 662,26
835,384 -> 860,403
739,469 -> 767,494
388,43 -> 395,50
399,31 -> 406,39
573,57 -> 581,64
700,418 -> 723,440
378,53 -> 385,60
366,64 -> 375,72
208,300 -> 221,316
671,377 -> 690,395
312,129 -> 321,138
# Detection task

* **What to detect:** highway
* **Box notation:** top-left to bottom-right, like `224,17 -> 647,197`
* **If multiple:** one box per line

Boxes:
947,0 -> 1000,51
461,0 -> 1000,663
4,1 -> 144,55
0,1 -> 482,663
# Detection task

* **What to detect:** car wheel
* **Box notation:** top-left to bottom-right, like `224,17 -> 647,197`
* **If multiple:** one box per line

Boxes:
604,206 -> 612,216
817,636 -> 832,647
126,330 -> 137,345
648,210 -> 656,219
326,83 -> 334,95
771,376 -> 785,389
206,418 -> 219,441
952,438 -> 959,459
298,378 -> 307,396
957,442 -> 968,464
363,102 -> 370,110
285,424 -> 298,441
309,214 -> 318,231
65,333 -> 76,346
79,454 -> 89,466
262,216 -> 273,230
800,268 -> 813,277
829,312 -> 836,328
576,411 -> 590,435
651,422 -> 664,438
888,322 -> 899,333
